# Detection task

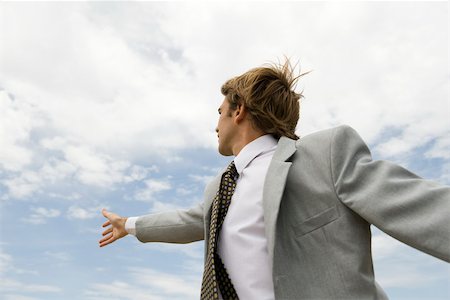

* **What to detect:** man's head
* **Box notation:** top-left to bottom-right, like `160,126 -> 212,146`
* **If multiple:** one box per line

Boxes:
215,59 -> 307,156
221,59 -> 304,140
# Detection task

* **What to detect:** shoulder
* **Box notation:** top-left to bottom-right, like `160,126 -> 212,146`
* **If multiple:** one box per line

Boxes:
275,125 -> 365,163
296,124 -> 359,147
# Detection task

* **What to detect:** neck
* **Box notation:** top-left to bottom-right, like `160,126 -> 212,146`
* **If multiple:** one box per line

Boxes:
232,130 -> 266,156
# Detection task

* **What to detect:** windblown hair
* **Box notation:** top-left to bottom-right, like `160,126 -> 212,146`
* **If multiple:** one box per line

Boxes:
221,59 -> 308,140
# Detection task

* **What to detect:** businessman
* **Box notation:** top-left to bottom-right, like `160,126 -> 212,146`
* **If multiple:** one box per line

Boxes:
99,60 -> 450,299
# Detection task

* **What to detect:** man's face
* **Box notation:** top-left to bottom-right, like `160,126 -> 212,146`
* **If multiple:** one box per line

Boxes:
215,98 -> 236,156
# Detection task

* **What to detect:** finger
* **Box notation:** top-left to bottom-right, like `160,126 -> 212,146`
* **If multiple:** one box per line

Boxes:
102,220 -> 111,227
99,233 -> 113,245
102,227 -> 113,236
102,208 -> 109,218
99,235 -> 115,247
99,239 -> 110,247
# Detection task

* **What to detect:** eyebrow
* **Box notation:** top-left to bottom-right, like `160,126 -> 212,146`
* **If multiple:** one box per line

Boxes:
218,108 -> 222,113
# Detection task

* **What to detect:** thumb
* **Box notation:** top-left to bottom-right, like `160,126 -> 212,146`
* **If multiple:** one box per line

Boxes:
102,208 -> 110,218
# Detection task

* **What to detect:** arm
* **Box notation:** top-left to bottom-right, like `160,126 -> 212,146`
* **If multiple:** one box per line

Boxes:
330,125 -> 450,262
99,203 -> 204,247
135,202 -> 204,244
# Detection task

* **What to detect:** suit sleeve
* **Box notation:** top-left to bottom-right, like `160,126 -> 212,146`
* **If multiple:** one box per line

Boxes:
135,202 -> 204,244
330,125 -> 450,262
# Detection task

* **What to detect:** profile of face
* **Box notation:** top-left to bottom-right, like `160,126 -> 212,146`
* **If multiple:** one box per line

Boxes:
215,98 -> 237,156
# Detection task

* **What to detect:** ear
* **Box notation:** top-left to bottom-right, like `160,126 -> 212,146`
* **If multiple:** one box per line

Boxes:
233,104 -> 247,124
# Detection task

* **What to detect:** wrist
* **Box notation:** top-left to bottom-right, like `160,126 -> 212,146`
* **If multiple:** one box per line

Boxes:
124,216 -> 138,236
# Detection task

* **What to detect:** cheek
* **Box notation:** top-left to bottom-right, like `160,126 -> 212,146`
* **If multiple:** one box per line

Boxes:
217,117 -> 223,128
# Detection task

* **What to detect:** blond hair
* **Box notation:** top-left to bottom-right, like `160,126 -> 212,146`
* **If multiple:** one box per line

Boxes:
221,59 -> 308,140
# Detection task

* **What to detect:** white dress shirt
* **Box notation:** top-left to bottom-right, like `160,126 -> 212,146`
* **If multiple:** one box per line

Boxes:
126,134 -> 277,300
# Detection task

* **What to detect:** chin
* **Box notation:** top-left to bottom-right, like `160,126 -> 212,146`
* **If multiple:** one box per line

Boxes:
218,146 -> 233,157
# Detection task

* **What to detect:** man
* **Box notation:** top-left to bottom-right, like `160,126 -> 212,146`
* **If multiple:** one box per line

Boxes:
99,60 -> 450,299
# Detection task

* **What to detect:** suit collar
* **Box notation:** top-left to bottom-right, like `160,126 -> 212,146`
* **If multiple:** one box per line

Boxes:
272,136 -> 297,162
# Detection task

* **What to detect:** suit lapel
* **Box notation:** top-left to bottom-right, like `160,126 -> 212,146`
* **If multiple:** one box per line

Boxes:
263,137 -> 297,263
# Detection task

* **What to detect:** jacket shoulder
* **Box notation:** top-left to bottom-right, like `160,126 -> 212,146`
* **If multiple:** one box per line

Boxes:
296,124 -> 357,146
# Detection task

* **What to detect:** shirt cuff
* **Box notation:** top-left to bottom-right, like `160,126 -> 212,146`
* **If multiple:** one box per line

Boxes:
125,216 -> 138,236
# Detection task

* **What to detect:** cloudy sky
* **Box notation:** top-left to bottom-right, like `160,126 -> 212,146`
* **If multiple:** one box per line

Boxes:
0,1 -> 448,300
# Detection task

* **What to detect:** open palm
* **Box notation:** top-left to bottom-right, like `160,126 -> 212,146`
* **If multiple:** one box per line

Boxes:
99,209 -> 128,247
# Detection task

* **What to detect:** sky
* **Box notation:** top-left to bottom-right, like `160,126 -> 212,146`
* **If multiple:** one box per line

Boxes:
0,1 -> 449,300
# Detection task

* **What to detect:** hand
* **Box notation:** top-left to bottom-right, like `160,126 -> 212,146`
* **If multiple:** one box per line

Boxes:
99,208 -> 128,247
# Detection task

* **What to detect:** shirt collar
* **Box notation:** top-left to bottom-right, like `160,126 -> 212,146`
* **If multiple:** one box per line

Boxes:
234,134 -> 278,175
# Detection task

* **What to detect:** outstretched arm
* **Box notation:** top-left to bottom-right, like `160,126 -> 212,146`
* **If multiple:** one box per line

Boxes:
331,125 -> 450,262
99,209 -> 128,247
135,202 -> 204,244
99,202 -> 205,247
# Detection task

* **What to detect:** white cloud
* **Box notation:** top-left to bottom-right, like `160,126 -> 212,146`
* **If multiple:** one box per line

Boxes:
0,2 -> 215,160
189,174 -> 216,185
0,250 -> 61,295
151,201 -> 184,213
85,267 -> 199,300
63,144 -> 130,187
44,251 -> 71,262
176,187 -> 193,196
1,175 -> 39,200
131,267 -> 199,298
3,295 -> 40,300
375,262 -> 443,289
0,157 -> 79,199
0,278 -> 61,293
48,192 -> 81,201
150,242 -> 204,262
134,178 -> 172,202
0,250 -> 13,274
437,162 -> 450,184
67,205 -> 102,220
372,229 -> 449,289
48,142 -> 158,187
0,2 -> 447,200
425,134 -> 450,160
0,250 -> 38,276
85,280 -> 158,300
0,91 -> 34,172
374,116 -> 450,159
371,231 -> 404,260
1,144 -> 158,199
123,165 -> 159,183
22,207 -> 61,225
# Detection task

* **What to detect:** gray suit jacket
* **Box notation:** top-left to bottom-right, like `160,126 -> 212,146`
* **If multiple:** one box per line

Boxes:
135,125 -> 450,299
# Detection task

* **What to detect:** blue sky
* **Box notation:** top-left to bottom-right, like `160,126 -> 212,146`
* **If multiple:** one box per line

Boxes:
0,1 -> 449,299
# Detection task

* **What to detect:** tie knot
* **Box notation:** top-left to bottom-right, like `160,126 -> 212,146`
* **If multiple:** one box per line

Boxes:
226,161 -> 239,181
